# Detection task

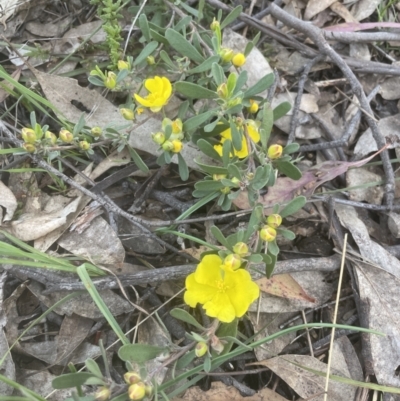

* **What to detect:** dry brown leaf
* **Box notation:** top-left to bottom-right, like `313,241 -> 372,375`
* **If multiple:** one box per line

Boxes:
329,2 -> 358,23
0,181 -> 17,223
257,274 -> 316,303
351,0 -> 384,21
173,381 -> 290,401
304,0 -> 337,21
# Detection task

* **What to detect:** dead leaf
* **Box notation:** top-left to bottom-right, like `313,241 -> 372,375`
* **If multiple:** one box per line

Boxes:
304,0 -> 337,21
0,181 -> 17,223
351,0 -> 384,22
330,2 -> 358,23
256,354 -> 356,401
173,381 -> 290,401
257,274 -> 316,302
346,167 -> 384,205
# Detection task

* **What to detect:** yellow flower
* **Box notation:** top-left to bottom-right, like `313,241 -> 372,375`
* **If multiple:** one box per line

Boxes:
171,139 -> 183,153
184,255 -> 259,323
128,382 -> 146,400
248,99 -> 259,114
21,128 -> 36,144
232,53 -> 246,67
267,144 -> 283,159
213,123 -> 260,159
134,76 -> 172,113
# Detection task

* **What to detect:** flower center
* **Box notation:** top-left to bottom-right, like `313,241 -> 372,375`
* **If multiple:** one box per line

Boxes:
215,279 -> 229,293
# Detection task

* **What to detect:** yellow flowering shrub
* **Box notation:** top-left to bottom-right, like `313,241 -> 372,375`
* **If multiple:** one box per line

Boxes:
134,76 -> 172,112
184,255 -> 259,323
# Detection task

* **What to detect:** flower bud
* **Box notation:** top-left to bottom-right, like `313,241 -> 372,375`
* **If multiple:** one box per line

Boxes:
120,108 -> 135,121
45,130 -> 57,145
266,214 -> 282,229
79,141 -> 91,151
248,100 -> 259,114
212,174 -> 226,181
152,132 -> 166,145
230,177 -> 241,187
118,60 -> 129,70
171,118 -> 183,135
210,18 -> 220,31
104,72 -> 117,89
171,139 -> 183,153
128,382 -> 146,400
220,186 -> 230,194
146,56 -> 155,65
195,341 -> 208,358
23,143 -> 36,153
210,335 -> 224,354
95,387 -> 110,401
217,83 -> 229,99
21,128 -> 36,144
144,385 -> 153,397
224,253 -> 242,271
59,129 -> 74,143
232,53 -> 246,67
124,371 -> 141,385
219,48 -> 234,63
232,242 -> 248,256
162,140 -> 174,152
91,126 -> 102,137
267,144 -> 283,160
260,225 -> 276,242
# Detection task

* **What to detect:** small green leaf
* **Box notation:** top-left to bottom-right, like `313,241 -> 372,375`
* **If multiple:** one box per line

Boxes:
220,5 -> 243,29
85,359 -> 103,378
176,349 -> 196,370
243,73 -> 274,98
196,161 -> 227,175
195,180 -> 224,192
170,308 -> 205,330
222,139 -> 232,167
230,120 -> 242,151
197,139 -> 222,160
264,252 -> 276,278
165,28 -> 205,63
268,240 -> 279,256
248,253 -> 264,263
203,354 -> 212,372
184,110 -> 214,132
160,50 -> 176,69
178,100 -> 189,120
211,225 -> 230,249
273,101 -> 291,121
133,41 -> 158,66
244,31 -> 261,56
139,14 -> 151,42
174,15 -> 193,32
187,56 -> 220,74
276,160 -> 302,180
128,146 -> 149,173
216,319 -> 238,355
150,28 -> 168,45
279,228 -> 296,240
280,196 -> 306,218
175,82 -> 218,99
211,62 -> 225,86
232,70 -> 248,95
260,103 -> 273,149
178,153 -> 189,181
227,164 -> 242,180
283,143 -> 300,154
118,344 -> 167,363
227,73 -> 237,95
52,373 -> 97,389
88,76 -> 104,86
244,205 -> 263,242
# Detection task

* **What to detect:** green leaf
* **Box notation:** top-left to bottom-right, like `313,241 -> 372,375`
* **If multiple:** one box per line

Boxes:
118,344 -> 167,363
188,56 -> 220,74
175,82 -> 218,99
170,308 -> 205,330
248,253 -> 264,263
230,120 -> 242,151
197,139 -> 221,162
160,50 -> 176,69
150,28 -> 168,45
279,228 -> 296,240
244,31 -> 261,56
232,70 -> 248,96
280,196 -> 306,218
227,73 -> 237,95
133,41 -> 158,66
227,164 -> 242,180
178,100 -> 189,120
211,62 -> 225,86
88,76 -> 104,87
260,102 -> 273,149
84,359 -> 103,378
268,239 -> 280,256
273,101 -> 291,121
128,146 -> 149,173
165,28 -> 205,64
264,252 -> 276,278
176,350 -> 196,370
203,354 -> 212,373
283,143 -> 300,154
276,160 -> 302,180
138,14 -> 151,42
183,110 -> 214,132
216,320 -> 238,355
178,153 -> 189,181
220,5 -> 243,29
52,373 -> 97,389
110,394 -> 130,401
194,180 -> 223,192
210,225 -> 230,249
196,161 -> 227,175
174,15 -> 193,32
222,139 -> 232,167
204,117 -> 221,132
0,148 -> 25,155
243,73 -> 274,98
244,205 -> 263,242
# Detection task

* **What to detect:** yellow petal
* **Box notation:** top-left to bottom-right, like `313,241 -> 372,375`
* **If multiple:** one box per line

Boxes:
194,254 -> 223,285
161,77 -> 172,99
144,77 -> 159,93
247,125 -> 260,143
203,292 -> 236,323
214,144 -> 223,157
235,137 -> 249,159
134,93 -> 152,107
220,128 -> 232,140
184,273 -> 217,307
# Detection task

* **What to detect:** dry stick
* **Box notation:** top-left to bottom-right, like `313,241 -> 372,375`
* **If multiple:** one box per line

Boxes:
0,122 -> 195,261
299,85 -> 380,153
288,54 -> 325,144
323,233 -> 347,401
268,4 -> 395,207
